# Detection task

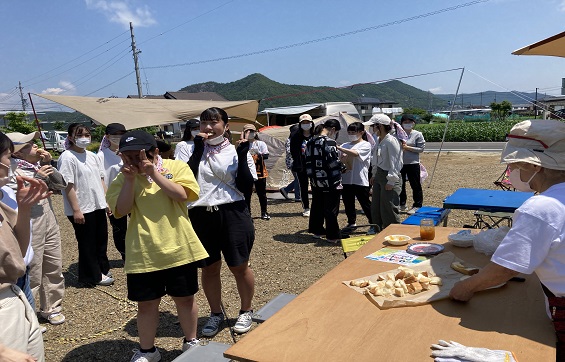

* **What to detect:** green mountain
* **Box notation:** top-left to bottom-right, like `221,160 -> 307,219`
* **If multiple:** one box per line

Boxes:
180,73 -> 447,110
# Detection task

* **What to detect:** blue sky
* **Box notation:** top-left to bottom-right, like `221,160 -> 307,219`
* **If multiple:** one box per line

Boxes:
2,0 -> 565,111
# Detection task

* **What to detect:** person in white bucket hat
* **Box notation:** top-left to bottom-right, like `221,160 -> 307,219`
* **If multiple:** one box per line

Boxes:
450,119 -> 565,359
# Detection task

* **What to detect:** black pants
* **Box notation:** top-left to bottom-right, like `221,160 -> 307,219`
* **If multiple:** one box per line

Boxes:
400,163 -> 423,208
108,214 -> 127,261
68,209 -> 109,285
342,184 -> 372,225
296,170 -> 310,210
245,177 -> 268,215
309,188 -> 341,240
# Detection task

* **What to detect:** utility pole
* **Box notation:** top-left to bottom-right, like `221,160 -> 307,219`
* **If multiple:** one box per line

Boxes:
130,22 -> 143,98
18,81 -> 27,112
534,87 -> 538,119
480,92 -> 483,107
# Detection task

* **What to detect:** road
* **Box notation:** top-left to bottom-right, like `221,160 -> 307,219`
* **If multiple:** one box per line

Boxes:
425,142 -> 505,152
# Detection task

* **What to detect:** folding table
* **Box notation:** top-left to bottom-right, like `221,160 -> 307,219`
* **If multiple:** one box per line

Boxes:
442,188 -> 534,228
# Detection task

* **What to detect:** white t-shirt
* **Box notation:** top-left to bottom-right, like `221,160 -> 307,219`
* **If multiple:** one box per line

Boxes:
492,182 -> 565,297
58,150 -> 107,216
97,147 -> 122,188
249,140 -> 268,156
341,140 -> 372,186
188,143 -> 256,208
0,186 -> 33,265
174,140 -> 194,163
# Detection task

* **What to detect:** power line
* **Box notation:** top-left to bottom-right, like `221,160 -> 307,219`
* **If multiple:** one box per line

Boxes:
25,37 -> 132,88
263,68 -> 464,101
23,30 -> 130,84
145,0 -> 489,70
138,0 -> 236,47
69,48 -> 132,90
83,71 -> 135,96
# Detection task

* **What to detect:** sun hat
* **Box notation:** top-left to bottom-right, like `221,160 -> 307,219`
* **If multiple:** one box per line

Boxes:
243,124 -> 257,132
501,120 -> 565,170
118,130 -> 157,152
363,113 -> 391,126
6,132 -> 39,152
299,114 -> 313,122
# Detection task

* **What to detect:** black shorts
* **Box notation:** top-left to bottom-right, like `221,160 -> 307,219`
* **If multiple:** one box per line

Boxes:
127,263 -> 199,302
188,200 -> 255,268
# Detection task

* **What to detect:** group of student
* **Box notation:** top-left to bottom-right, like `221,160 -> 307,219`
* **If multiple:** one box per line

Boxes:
279,112 -> 426,243
0,107 -> 259,362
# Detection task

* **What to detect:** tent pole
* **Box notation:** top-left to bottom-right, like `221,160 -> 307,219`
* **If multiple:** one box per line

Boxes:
426,67 -> 465,188
27,93 -> 46,149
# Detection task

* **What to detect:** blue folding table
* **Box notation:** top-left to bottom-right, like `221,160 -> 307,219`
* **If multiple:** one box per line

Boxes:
442,188 -> 534,228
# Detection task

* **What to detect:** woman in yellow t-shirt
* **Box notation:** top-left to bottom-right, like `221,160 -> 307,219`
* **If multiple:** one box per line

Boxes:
106,130 -> 208,362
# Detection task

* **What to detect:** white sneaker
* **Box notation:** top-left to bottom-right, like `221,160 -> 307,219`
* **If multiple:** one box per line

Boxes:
97,274 -> 114,286
407,207 -> 420,215
130,348 -> 161,362
399,204 -> 408,212
233,310 -> 253,334
302,208 -> 310,217
182,338 -> 200,352
201,313 -> 224,336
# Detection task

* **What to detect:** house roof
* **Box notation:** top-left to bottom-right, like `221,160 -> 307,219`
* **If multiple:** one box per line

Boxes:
164,91 -> 227,101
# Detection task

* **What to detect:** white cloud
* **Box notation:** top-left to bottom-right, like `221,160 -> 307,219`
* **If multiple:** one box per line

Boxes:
85,0 -> 156,28
428,87 -> 442,94
339,80 -> 351,86
41,81 -> 77,95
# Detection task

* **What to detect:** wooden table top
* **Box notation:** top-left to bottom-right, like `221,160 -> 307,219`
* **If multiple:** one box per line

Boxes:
224,224 -> 556,362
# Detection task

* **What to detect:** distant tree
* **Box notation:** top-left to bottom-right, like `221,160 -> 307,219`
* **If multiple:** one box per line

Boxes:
2,112 -> 37,134
490,101 -> 512,121
92,125 -> 106,142
53,120 -> 67,131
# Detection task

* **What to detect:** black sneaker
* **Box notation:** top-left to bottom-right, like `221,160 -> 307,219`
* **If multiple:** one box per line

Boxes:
261,213 -> 271,220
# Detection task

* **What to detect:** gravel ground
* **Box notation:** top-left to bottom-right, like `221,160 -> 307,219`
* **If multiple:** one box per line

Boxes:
40,151 -> 505,361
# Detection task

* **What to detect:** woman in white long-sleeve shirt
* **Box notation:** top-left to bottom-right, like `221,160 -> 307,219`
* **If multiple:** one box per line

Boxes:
399,114 -> 426,214
366,114 -> 403,234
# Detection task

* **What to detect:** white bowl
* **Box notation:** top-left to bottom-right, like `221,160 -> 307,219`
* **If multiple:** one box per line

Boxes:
384,235 -> 411,246
448,232 -> 475,247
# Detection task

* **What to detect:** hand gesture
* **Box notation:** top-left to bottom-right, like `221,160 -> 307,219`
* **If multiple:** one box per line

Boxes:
119,153 -> 138,181
15,175 -> 50,210
36,165 -> 54,179
138,150 -> 155,176
0,344 -> 38,362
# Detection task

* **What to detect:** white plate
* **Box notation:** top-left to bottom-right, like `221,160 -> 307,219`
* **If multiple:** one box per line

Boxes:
384,234 -> 411,246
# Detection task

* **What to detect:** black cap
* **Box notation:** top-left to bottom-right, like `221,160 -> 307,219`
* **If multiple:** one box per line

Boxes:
105,123 -> 126,135
186,119 -> 200,129
119,130 -> 157,152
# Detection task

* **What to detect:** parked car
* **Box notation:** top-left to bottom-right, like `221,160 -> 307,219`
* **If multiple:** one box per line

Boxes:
42,131 -> 67,153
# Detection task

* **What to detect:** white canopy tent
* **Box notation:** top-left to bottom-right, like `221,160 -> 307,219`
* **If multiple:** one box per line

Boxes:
32,94 -> 260,129
258,112 -> 362,189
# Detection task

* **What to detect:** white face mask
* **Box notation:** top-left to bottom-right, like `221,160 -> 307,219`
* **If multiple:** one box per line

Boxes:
108,136 -> 122,145
190,130 -> 200,138
348,135 -> 359,142
205,135 -> 224,146
402,123 -> 414,130
301,123 -> 311,131
75,137 -> 91,149
508,168 -> 537,192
